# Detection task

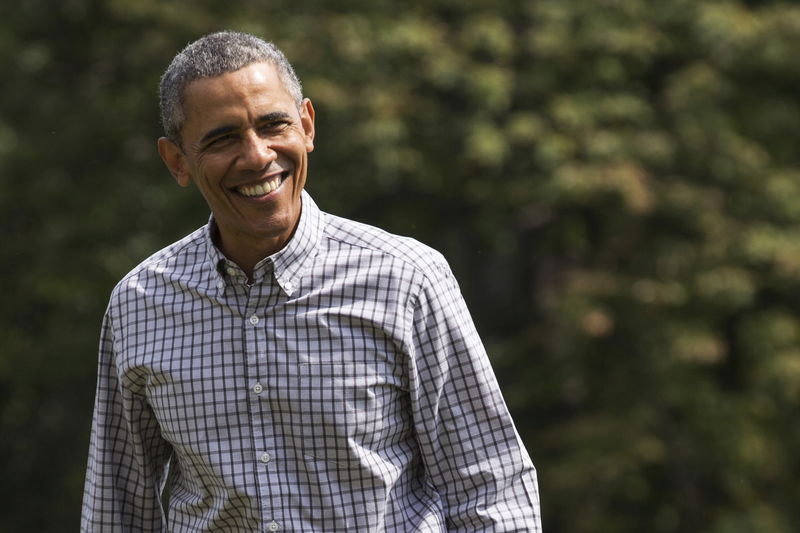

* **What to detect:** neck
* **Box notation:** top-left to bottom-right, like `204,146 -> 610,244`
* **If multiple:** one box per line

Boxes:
226,242 -> 280,282
211,227 -> 288,282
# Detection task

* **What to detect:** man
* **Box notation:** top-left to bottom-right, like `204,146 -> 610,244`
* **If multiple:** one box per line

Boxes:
82,31 -> 541,532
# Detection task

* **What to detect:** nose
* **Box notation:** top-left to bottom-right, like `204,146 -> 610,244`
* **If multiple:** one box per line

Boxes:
238,130 -> 276,170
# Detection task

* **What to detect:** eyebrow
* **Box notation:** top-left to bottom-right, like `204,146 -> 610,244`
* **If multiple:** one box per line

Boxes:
257,111 -> 292,125
198,112 -> 293,146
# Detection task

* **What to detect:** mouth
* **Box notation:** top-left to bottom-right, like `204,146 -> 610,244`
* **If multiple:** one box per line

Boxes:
233,172 -> 288,198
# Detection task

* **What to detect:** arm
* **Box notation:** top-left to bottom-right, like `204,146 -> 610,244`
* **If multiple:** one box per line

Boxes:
81,312 -> 172,532
408,261 -> 542,532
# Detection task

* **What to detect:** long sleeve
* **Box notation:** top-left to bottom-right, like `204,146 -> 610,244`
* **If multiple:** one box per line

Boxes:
81,312 -> 173,532
408,261 -> 542,532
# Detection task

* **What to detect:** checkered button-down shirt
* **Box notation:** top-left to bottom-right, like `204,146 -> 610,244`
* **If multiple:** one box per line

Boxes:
82,191 -> 541,532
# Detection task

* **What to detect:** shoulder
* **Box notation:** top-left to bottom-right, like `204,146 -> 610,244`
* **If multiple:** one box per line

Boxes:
108,226 -> 208,303
321,212 -> 452,282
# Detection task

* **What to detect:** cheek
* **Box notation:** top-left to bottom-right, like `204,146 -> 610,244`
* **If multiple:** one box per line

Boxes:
194,157 -> 229,187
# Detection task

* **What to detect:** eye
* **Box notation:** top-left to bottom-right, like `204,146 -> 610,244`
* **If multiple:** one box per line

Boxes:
205,134 -> 236,150
259,120 -> 290,134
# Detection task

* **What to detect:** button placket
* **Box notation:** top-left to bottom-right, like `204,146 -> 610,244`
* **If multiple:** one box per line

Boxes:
243,280 -> 282,525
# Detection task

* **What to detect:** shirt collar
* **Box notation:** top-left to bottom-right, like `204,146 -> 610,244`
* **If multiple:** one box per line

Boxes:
204,190 -> 323,296
268,190 -> 322,296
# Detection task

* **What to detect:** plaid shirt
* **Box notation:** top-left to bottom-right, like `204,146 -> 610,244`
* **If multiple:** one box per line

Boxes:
82,191 -> 541,532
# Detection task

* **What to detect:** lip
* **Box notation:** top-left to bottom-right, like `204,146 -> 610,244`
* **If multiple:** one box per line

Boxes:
230,170 -> 289,200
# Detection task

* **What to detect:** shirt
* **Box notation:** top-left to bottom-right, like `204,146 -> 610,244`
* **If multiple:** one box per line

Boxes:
81,191 -> 541,532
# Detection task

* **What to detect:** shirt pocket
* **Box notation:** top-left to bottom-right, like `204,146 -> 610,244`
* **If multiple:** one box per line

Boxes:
297,362 -> 410,464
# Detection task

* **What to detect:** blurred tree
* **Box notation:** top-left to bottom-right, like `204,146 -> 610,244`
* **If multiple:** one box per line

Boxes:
2,0 -> 800,531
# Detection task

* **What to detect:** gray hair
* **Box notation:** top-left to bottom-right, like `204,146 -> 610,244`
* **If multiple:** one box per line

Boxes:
159,31 -> 303,144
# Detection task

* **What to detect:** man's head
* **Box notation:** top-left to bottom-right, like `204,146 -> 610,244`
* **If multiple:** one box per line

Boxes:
157,32 -> 316,268
159,31 -> 303,146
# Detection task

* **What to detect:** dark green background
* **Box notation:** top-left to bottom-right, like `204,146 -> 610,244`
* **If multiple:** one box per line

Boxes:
3,1 -> 799,531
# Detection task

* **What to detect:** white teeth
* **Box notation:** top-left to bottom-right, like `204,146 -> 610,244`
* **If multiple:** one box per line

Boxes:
238,175 -> 282,197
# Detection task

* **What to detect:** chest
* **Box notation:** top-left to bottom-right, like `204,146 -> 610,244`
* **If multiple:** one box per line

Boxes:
114,280 -> 412,454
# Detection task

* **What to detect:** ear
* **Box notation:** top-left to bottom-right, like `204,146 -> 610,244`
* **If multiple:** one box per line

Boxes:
158,137 -> 192,187
299,98 -> 316,153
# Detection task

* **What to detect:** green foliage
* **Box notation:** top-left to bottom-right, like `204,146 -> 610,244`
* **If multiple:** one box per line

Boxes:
3,0 -> 800,531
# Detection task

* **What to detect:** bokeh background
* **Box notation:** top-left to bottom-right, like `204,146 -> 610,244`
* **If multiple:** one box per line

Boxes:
3,0 -> 800,531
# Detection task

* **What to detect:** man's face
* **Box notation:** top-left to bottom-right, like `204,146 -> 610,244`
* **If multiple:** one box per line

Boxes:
159,61 -> 315,257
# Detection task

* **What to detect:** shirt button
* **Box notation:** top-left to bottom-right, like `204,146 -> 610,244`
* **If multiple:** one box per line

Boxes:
249,315 -> 260,325
226,266 -> 237,276
253,383 -> 263,394
268,522 -> 279,532
284,281 -> 294,291
260,452 -> 271,463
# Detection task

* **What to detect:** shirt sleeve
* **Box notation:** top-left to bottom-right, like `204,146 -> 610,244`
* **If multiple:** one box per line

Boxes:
408,260 -> 542,532
81,311 -> 173,532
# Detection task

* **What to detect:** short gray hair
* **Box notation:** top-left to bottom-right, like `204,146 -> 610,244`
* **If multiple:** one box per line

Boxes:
159,31 -> 303,144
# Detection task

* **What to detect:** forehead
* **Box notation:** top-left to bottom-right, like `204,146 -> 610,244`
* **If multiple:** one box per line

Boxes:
181,62 -> 294,130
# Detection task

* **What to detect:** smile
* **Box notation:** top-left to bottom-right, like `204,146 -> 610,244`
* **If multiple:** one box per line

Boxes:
235,173 -> 286,198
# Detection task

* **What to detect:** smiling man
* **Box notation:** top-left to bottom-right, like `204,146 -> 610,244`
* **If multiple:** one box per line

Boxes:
81,31 -> 541,532
158,58 -> 314,277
